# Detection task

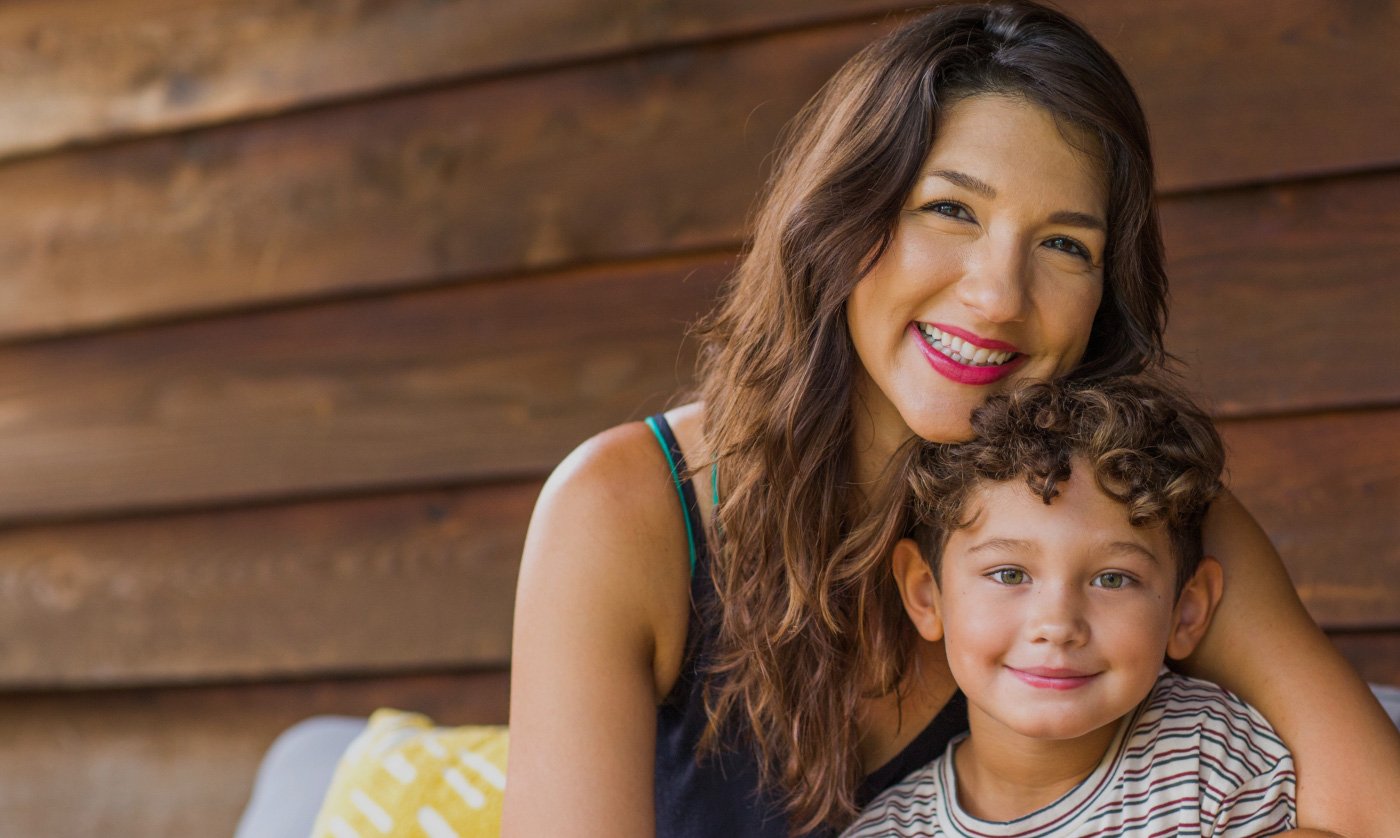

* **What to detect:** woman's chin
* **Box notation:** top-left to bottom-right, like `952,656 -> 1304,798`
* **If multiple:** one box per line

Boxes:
904,413 -> 978,445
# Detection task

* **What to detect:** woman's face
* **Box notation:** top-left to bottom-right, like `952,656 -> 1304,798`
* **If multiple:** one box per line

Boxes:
847,94 -> 1108,454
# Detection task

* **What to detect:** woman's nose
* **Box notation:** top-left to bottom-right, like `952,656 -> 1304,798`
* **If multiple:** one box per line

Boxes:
958,235 -> 1030,323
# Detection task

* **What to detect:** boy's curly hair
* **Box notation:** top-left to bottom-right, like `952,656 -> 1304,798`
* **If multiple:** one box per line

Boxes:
907,377 -> 1225,592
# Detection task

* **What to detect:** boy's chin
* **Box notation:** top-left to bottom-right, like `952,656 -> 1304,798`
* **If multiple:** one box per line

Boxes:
981,705 -> 1125,743
1006,716 -> 1118,741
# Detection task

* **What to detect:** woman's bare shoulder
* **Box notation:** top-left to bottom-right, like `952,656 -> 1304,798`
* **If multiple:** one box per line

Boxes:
536,405 -> 700,534
518,407 -> 701,691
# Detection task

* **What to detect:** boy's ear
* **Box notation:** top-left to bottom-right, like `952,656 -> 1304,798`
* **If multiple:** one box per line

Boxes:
1167,556 -> 1224,660
892,538 -> 943,643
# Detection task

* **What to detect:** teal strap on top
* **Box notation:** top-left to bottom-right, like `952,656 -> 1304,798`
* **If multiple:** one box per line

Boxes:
711,462 -> 719,507
645,415 -> 698,576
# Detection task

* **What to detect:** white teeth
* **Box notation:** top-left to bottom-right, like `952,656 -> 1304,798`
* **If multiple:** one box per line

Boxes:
916,324 -> 1017,368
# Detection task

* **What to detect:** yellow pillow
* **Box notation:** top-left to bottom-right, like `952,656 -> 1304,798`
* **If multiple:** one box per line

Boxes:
312,709 -> 508,838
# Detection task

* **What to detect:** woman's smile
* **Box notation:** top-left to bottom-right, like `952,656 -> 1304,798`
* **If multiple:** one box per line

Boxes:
909,323 -> 1027,385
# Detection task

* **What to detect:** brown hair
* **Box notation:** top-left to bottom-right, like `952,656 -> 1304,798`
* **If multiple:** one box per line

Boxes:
693,1 -> 1169,829
906,378 -> 1225,595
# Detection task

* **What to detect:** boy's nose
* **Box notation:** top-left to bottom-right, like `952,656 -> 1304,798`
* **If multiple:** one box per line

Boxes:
1027,587 -> 1089,647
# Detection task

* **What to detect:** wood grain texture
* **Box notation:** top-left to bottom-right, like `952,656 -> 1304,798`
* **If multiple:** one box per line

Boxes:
2,3 -> 1398,340
1221,410 -> 1400,630
1329,632 -> 1400,687
1164,171 -> 1400,416
1073,0 -> 1400,190
2,0 -> 1395,187
0,669 -> 508,838
0,483 -> 541,688
0,23 -> 863,340
0,256 -> 724,522
0,408 -> 1391,689
0,0 -> 899,160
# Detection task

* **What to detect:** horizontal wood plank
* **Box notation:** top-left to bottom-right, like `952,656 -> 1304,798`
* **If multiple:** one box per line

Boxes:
1329,632 -> 1400,688
1163,171 -> 1400,416
2,1 -> 1395,184
0,0 -> 899,161
0,669 -> 508,838
0,483 -> 542,688
0,23 -> 865,340
0,408 -> 1392,689
1084,0 -> 1400,190
0,256 -> 724,522
1221,410 -> 1400,630
1,4 -> 1397,339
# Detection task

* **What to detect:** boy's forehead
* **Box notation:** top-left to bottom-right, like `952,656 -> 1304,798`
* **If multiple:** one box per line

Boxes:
953,472 -> 1170,564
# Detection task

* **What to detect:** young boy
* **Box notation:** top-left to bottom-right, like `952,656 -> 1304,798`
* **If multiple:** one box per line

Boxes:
843,378 -> 1297,837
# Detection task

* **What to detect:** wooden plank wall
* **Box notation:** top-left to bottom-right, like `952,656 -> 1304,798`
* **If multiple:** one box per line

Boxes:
0,2 -> 1394,835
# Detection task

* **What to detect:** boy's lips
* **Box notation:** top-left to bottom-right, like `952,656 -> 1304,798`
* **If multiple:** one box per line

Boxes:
1007,666 -> 1099,691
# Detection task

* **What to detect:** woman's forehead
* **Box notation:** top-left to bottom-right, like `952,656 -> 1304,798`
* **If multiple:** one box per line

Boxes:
919,93 -> 1108,213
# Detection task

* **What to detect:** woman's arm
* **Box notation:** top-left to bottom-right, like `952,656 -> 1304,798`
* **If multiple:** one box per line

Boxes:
502,423 -> 692,837
1185,490 -> 1400,836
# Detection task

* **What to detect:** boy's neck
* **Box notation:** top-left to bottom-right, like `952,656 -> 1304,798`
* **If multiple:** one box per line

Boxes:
952,705 -> 1123,822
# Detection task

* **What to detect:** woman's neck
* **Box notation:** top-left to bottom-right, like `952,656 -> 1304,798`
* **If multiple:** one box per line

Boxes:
849,396 -> 915,490
952,705 -> 1121,822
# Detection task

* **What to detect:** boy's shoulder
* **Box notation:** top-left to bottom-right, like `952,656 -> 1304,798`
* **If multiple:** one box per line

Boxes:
1129,670 -> 1290,774
1112,670 -> 1296,835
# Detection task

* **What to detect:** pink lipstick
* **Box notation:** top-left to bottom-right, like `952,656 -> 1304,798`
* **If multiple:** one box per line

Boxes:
909,323 -> 1026,386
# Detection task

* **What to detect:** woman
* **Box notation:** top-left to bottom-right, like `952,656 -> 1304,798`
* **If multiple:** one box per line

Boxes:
503,3 -> 1400,835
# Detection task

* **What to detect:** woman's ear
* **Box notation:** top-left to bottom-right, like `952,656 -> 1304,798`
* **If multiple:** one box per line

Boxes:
1167,556 -> 1224,660
892,538 -> 943,642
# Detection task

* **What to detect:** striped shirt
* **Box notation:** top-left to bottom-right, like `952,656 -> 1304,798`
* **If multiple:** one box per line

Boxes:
841,672 -> 1295,837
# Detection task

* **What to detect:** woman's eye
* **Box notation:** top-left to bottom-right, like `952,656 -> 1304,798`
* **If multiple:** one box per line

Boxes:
991,568 -> 1027,585
1043,235 -> 1091,260
1092,572 -> 1129,589
923,201 -> 974,221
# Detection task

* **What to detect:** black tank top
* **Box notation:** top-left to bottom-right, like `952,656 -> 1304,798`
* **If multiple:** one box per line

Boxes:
645,413 -> 969,837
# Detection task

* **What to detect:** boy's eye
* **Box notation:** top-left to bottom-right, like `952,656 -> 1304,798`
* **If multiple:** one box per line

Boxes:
990,568 -> 1027,585
1092,572 -> 1129,589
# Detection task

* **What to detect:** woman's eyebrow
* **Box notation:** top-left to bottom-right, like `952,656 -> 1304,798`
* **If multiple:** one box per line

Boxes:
924,168 -> 1107,232
1048,209 -> 1107,232
924,168 -> 996,198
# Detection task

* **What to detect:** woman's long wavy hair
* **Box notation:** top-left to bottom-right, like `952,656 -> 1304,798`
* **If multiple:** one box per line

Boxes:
692,1 -> 1168,831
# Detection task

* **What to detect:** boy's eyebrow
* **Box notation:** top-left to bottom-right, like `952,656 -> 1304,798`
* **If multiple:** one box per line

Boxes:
1102,541 -> 1161,565
965,537 -> 1033,556
965,538 -> 1162,565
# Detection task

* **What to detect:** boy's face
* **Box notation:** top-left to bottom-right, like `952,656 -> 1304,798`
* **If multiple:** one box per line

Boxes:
931,466 -> 1189,742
